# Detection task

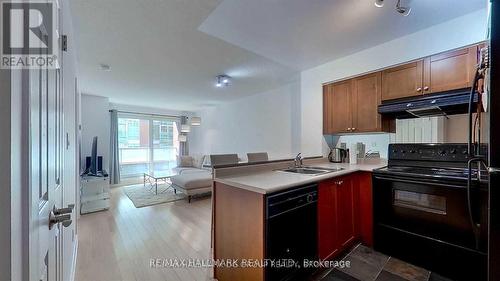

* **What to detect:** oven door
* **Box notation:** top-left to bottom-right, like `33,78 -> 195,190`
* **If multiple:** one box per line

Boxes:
373,174 -> 488,252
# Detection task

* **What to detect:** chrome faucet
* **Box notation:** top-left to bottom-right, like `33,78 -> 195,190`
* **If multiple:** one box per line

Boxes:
294,153 -> 303,168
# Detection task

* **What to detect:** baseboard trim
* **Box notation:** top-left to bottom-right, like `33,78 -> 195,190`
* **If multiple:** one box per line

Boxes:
69,235 -> 78,281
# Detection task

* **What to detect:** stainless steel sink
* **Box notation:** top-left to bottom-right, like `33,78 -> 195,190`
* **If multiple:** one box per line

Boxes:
280,167 -> 344,175
304,166 -> 345,172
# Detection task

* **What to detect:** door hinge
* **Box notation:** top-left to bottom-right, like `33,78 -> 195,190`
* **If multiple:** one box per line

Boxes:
62,35 -> 68,52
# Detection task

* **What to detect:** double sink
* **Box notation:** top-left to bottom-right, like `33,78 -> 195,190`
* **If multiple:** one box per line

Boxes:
280,166 -> 344,175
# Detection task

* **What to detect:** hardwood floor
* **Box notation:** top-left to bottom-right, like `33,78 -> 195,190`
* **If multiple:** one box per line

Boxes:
75,186 -> 213,281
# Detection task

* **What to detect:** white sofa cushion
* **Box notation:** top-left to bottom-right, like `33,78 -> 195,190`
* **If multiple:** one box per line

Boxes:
178,156 -> 194,167
171,171 -> 212,190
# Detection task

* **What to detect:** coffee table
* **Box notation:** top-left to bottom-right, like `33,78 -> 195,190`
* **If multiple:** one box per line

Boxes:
143,171 -> 177,195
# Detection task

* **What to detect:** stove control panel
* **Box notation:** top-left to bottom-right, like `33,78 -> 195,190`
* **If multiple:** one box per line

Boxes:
388,144 -> 487,162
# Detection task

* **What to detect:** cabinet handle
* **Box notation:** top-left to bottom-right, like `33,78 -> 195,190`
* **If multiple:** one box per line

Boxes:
352,128 -> 356,131
416,87 -> 422,92
338,180 -> 344,185
424,86 -> 429,91
347,128 -> 352,131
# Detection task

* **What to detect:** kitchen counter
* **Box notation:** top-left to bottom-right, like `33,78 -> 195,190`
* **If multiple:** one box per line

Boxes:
212,158 -> 384,281
214,160 -> 387,194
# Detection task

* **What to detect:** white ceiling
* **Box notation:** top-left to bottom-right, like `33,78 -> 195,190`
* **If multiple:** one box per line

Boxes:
71,0 -> 297,110
200,0 -> 487,70
72,0 -> 487,111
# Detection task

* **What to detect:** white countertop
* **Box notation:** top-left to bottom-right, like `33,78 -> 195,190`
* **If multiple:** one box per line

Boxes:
214,161 -> 387,194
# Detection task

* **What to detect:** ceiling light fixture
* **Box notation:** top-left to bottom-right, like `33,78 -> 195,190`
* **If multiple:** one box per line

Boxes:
375,0 -> 411,16
215,75 -> 231,87
396,0 -> 411,16
190,117 -> 201,126
374,0 -> 384,8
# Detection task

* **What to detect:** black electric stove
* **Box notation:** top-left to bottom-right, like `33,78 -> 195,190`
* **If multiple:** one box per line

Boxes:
372,143 -> 488,281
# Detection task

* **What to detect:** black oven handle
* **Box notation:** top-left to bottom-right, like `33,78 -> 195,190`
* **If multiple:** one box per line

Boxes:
373,175 -> 466,189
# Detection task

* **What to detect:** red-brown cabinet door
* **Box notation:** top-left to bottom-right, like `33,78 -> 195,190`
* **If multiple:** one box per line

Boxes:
318,179 -> 339,260
357,172 -> 374,246
336,176 -> 357,249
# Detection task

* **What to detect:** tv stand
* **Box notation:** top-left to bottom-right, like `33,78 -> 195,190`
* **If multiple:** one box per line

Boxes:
82,169 -> 108,178
80,174 -> 110,214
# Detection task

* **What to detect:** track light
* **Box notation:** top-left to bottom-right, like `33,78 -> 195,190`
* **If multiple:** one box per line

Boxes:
215,75 -> 231,88
375,0 -> 411,16
396,0 -> 411,16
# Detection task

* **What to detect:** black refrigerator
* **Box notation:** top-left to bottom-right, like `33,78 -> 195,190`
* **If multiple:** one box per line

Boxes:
489,0 -> 500,280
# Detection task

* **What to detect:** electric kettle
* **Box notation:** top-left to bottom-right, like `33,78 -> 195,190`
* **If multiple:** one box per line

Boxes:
328,148 -> 347,163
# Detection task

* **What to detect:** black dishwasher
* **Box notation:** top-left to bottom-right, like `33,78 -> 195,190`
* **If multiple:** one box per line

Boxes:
266,184 -> 318,281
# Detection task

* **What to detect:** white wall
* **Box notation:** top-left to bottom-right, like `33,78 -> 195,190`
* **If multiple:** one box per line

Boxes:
81,94 -> 111,172
300,9 -> 488,158
190,81 -> 301,160
109,103 -> 192,117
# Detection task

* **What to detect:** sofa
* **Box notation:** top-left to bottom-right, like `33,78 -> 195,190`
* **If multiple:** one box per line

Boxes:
170,155 -> 212,202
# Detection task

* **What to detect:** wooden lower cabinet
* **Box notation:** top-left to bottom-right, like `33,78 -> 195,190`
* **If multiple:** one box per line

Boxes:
318,172 -> 373,260
336,176 -> 358,249
318,178 -> 339,260
357,172 -> 374,247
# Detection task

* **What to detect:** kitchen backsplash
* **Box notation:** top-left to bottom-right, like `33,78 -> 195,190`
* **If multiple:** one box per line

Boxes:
324,114 -> 487,159
325,133 -> 394,159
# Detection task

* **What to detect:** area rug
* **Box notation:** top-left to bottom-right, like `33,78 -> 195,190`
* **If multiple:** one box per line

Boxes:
124,184 -> 186,208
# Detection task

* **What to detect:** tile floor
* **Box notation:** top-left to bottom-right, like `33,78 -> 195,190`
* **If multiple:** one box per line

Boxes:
319,244 -> 454,281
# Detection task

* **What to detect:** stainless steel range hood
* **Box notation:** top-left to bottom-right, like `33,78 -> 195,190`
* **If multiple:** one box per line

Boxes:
378,88 -> 478,119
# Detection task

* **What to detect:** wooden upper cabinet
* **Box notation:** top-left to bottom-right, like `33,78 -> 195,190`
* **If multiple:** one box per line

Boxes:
323,81 -> 352,134
323,85 -> 333,134
423,46 -> 478,94
382,60 -> 424,100
323,72 -> 394,134
352,73 -> 382,132
323,44 -> 482,134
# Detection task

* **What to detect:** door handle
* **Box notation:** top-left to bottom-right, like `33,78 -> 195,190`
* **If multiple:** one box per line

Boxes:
49,205 -> 74,229
66,132 -> 70,150
53,204 -> 74,215
49,212 -> 72,229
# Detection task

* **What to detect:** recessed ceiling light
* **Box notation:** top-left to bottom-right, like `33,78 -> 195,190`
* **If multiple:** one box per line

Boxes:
374,0 -> 384,8
215,75 -> 231,88
100,64 -> 111,71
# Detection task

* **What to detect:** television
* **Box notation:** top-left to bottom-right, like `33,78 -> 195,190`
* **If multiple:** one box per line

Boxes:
89,136 -> 98,175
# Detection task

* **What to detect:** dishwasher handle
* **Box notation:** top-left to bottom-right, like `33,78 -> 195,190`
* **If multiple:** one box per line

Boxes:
267,189 -> 317,218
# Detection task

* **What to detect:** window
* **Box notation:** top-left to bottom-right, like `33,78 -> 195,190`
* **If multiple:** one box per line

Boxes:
118,115 -> 179,178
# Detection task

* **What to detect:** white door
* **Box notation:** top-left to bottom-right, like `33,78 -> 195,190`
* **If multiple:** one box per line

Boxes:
28,1 -> 69,280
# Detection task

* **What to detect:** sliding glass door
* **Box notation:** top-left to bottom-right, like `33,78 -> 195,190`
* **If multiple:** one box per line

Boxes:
118,114 -> 179,178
